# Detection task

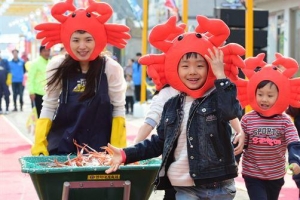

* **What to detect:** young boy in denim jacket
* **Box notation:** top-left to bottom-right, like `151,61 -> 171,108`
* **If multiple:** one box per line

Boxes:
105,15 -> 245,200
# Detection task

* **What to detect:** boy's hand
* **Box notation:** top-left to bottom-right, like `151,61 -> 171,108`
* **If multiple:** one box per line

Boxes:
232,132 -> 245,155
105,143 -> 123,174
204,47 -> 226,79
289,163 -> 300,175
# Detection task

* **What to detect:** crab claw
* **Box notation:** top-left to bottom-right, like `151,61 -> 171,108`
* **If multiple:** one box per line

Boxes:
51,0 -> 76,23
243,53 -> 267,79
195,15 -> 230,47
165,23 -> 186,41
86,0 -> 113,24
149,16 -> 185,52
272,53 -> 299,78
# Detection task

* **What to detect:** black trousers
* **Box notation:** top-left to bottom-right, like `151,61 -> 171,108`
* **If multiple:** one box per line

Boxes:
164,188 -> 176,200
33,93 -> 43,118
134,85 -> 141,102
125,96 -> 134,114
0,82 -> 10,111
243,175 -> 284,200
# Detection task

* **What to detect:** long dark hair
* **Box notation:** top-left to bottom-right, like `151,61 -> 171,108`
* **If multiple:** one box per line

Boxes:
47,54 -> 105,102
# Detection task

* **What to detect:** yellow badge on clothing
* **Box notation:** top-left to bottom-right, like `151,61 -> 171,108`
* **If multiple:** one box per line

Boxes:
73,79 -> 86,92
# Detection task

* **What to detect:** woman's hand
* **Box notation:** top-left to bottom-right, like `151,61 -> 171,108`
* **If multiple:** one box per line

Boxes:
105,143 -> 123,174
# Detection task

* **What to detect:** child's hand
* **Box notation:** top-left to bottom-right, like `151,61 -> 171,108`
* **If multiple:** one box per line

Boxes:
233,131 -> 245,155
105,143 -> 123,174
204,47 -> 226,79
289,163 -> 300,175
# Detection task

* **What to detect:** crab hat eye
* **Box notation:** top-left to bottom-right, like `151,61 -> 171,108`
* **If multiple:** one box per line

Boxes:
254,66 -> 262,72
86,13 -> 91,18
195,33 -> 202,38
72,13 -> 76,18
178,35 -> 184,41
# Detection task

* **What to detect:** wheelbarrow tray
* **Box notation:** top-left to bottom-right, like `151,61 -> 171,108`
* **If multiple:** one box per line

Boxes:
19,156 -> 161,200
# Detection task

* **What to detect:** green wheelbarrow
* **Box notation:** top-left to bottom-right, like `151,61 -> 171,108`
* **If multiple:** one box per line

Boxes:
19,156 -> 161,200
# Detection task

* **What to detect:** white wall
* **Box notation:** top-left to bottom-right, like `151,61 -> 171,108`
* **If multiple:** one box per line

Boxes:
255,0 -> 300,63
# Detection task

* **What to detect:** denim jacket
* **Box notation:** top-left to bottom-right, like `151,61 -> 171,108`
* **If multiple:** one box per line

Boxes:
124,78 -> 242,189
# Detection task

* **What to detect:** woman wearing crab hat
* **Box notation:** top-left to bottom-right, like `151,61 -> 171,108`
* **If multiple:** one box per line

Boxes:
105,15 -> 246,199
31,0 -> 131,155
233,53 -> 300,200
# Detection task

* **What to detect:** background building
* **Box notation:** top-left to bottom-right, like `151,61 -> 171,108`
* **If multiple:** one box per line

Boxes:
0,0 -> 299,69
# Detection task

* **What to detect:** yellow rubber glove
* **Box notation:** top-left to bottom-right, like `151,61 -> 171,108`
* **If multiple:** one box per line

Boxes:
31,118 -> 52,156
110,116 -> 127,148
6,73 -> 12,86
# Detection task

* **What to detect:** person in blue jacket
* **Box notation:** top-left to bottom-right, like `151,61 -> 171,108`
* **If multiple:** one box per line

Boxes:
0,50 -> 10,114
132,52 -> 142,101
9,49 -> 25,111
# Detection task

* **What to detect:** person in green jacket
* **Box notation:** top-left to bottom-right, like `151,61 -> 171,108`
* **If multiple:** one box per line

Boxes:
27,46 -> 50,117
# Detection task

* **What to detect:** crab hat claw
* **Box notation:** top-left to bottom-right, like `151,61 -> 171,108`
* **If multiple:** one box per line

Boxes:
195,15 -> 230,47
35,0 -> 130,61
272,53 -> 299,78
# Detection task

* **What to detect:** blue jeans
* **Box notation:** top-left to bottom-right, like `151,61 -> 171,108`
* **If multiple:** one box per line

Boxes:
174,179 -> 236,200
243,175 -> 284,200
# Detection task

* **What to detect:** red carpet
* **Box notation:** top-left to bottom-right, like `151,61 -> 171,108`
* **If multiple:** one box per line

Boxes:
0,116 -> 38,200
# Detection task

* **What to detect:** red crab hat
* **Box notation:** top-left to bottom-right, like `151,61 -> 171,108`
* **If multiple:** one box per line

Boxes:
35,0 -> 130,61
234,53 -> 300,116
139,15 -> 245,98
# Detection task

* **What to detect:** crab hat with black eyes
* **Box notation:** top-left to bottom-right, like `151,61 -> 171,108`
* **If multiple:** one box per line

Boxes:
34,0 -> 131,61
139,15 -> 245,98
234,53 -> 300,116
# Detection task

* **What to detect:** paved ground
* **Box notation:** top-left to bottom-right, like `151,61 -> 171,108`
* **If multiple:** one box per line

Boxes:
1,89 -> 298,199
